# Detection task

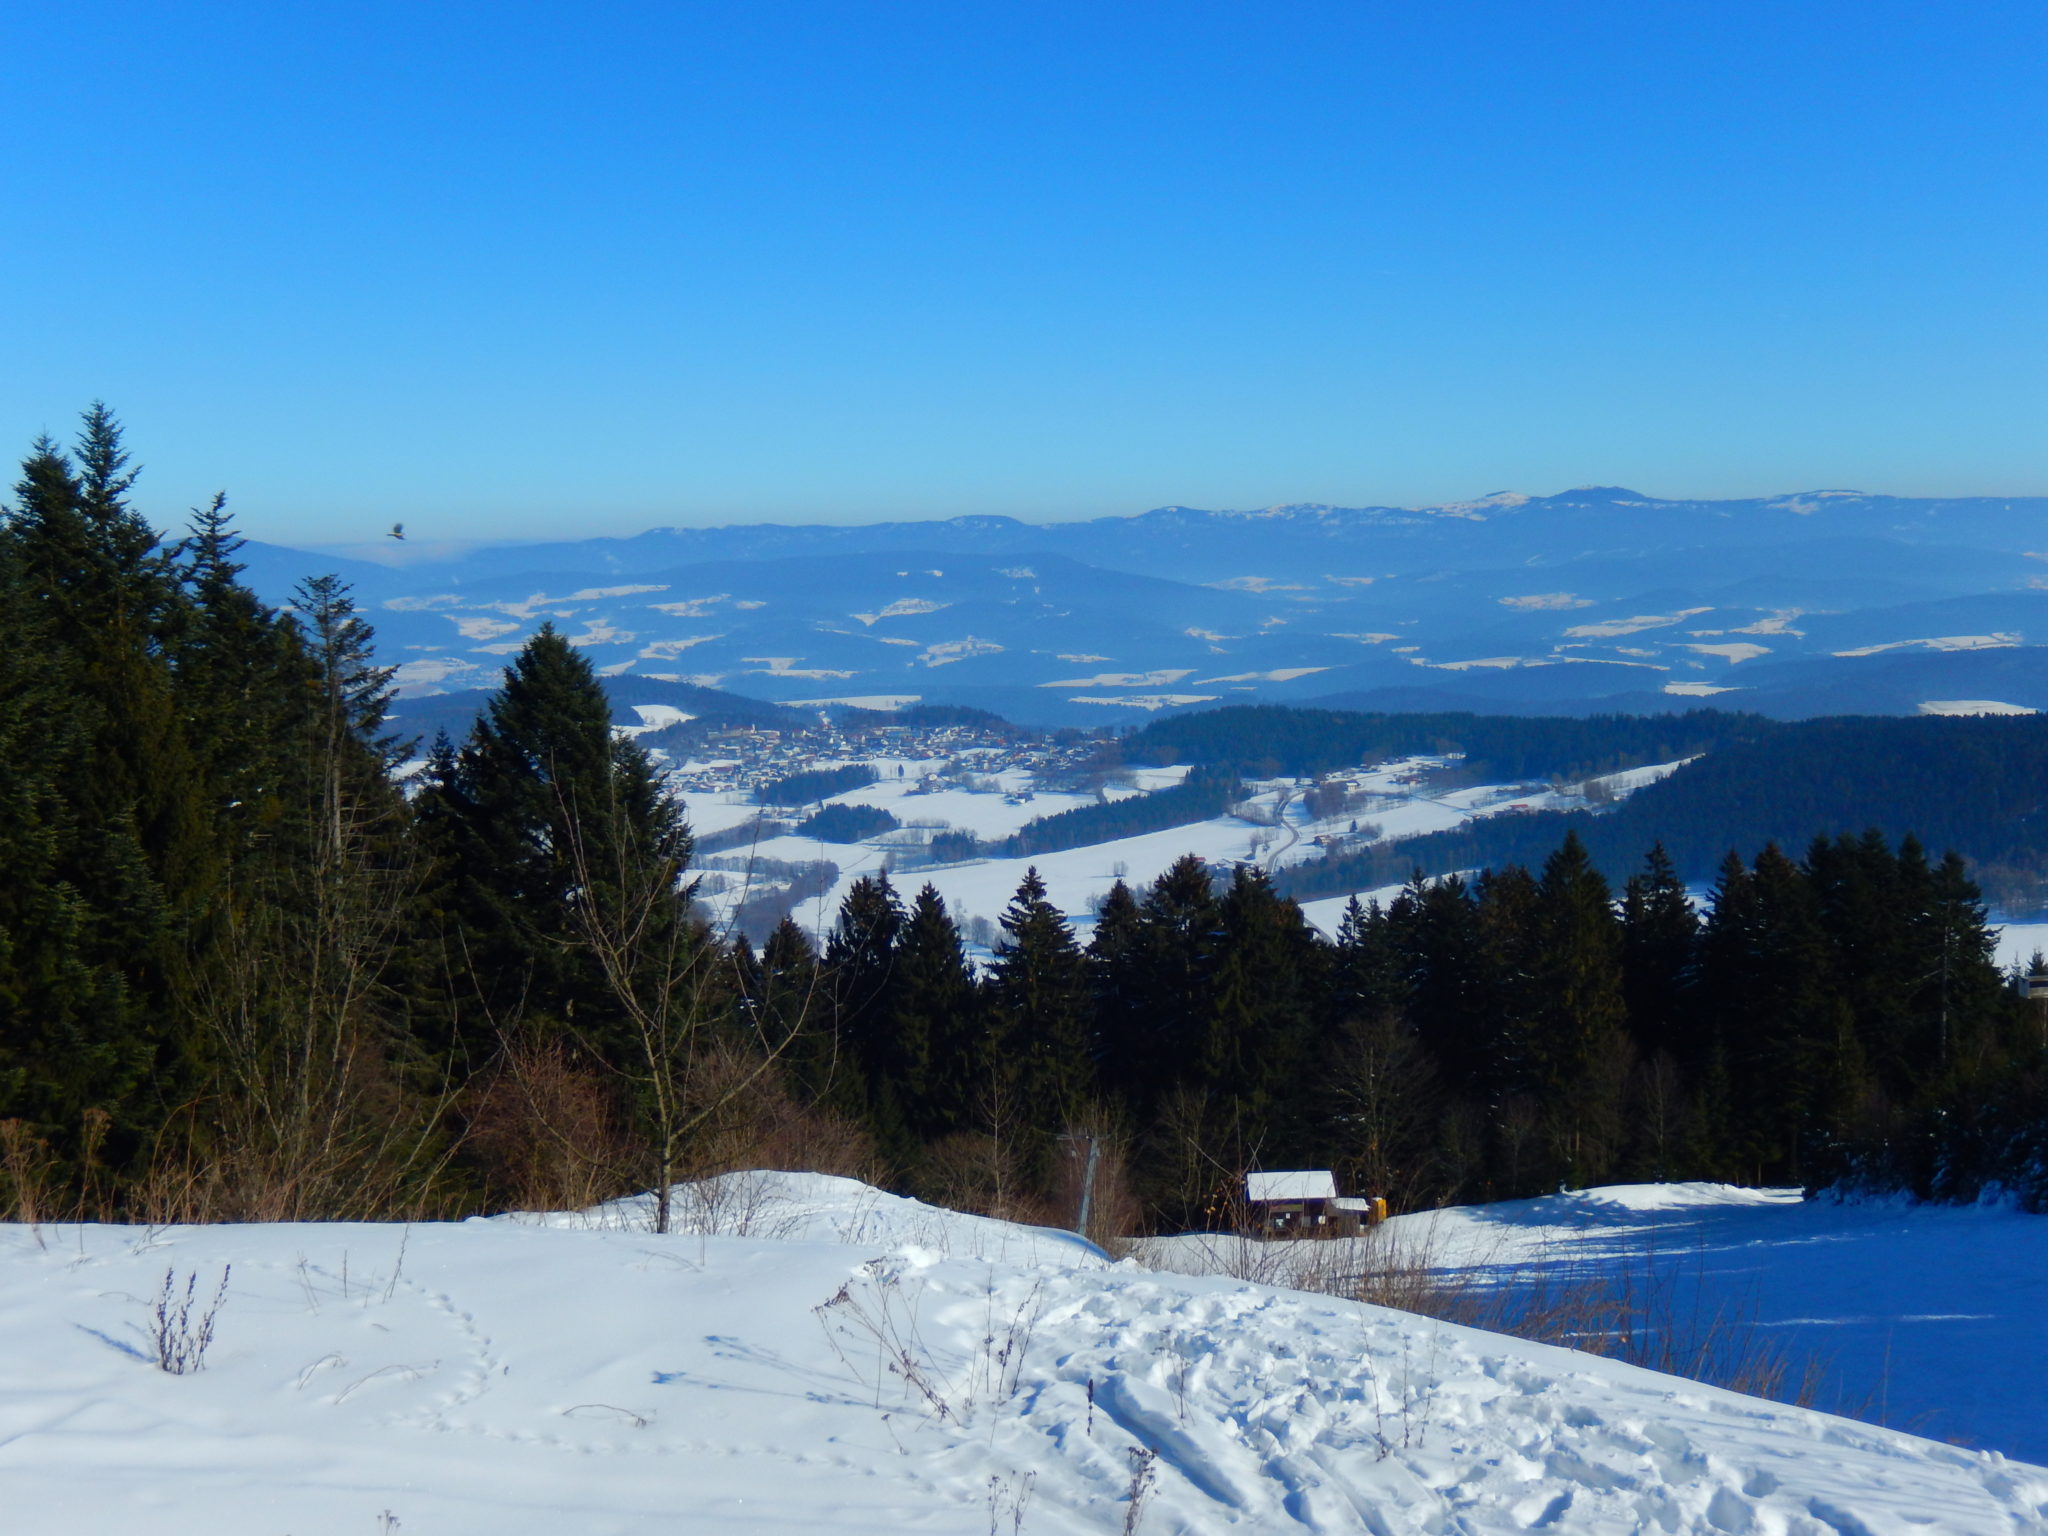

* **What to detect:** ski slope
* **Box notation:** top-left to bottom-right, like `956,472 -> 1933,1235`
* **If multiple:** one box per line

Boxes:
3,1173 -> 2044,1533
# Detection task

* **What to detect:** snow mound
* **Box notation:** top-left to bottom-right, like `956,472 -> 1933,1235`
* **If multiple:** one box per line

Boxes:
2,1177 -> 2043,1533
512,1167 -> 1108,1268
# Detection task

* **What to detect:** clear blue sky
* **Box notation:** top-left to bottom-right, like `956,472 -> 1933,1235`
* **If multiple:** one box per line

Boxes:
3,1 -> 2044,545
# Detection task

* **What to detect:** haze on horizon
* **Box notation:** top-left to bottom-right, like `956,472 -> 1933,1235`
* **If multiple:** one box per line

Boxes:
4,1 -> 2045,547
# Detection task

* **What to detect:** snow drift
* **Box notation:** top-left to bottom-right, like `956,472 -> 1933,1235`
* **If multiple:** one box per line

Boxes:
1,1172 -> 2041,1534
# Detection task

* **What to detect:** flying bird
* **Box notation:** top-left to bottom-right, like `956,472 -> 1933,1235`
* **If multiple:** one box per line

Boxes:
388,523 -> 406,541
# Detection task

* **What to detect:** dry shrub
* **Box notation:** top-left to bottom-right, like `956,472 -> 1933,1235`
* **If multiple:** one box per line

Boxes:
462,1041 -> 633,1214
917,1132 -> 1027,1222
0,1119 -> 59,1235
682,1041 -> 879,1185
127,1048 -> 461,1227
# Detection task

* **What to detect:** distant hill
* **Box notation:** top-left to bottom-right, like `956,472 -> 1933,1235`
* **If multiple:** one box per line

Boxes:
1275,713 -> 2048,913
388,675 -> 804,749
248,487 -> 2048,725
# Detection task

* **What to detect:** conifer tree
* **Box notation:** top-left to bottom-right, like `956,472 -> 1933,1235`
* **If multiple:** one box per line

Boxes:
1127,855 -> 1223,1103
755,917 -> 835,1106
1620,842 -> 1697,1060
1527,832 -> 1628,1187
1,409 -> 211,1163
886,884 -> 974,1140
989,868 -> 1091,1145
419,622 -> 690,1069
824,871 -> 905,1145
175,493 -> 309,852
1086,879 -> 1148,1104
1204,865 -> 1323,1158
1328,897 -> 1405,1027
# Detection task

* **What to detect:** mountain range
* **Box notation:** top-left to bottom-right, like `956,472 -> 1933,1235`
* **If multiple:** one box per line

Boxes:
241,486 -> 2048,726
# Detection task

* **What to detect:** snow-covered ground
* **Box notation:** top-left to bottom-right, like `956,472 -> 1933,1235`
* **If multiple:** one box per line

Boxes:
5,1173 -> 2045,1533
1148,1182 -> 2048,1467
684,754 -> 1689,945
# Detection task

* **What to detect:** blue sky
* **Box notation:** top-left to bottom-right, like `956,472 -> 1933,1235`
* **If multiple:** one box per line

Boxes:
3,1 -> 2044,545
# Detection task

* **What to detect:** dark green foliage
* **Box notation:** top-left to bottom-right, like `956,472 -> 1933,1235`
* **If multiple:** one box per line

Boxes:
1001,770 -> 1239,857
987,869 -> 1091,1146
796,802 -> 900,843
823,872 -> 906,1146
928,829 -> 981,862
1284,713 -> 2048,902
889,885 -> 978,1140
759,763 -> 878,806
1121,704 -> 1760,781
413,623 -> 693,1078
1204,867 -> 1325,1161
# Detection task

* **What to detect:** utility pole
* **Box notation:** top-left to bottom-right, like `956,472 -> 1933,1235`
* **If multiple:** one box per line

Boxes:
1061,1132 -> 1101,1241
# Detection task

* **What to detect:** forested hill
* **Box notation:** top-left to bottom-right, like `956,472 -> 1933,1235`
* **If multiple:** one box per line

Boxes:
389,674 -> 801,747
1120,704 -> 1775,781
1282,712 -> 2048,903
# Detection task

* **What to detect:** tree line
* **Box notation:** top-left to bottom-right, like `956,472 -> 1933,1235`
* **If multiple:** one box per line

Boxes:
1284,713 -> 2048,915
3,409 -> 2043,1234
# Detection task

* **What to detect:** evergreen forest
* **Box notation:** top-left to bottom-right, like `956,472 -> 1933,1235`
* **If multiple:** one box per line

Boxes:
4,411 -> 2047,1238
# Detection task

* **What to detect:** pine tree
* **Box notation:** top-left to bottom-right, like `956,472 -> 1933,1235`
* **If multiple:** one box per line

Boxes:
824,871 -> 905,1148
1620,842 -> 1697,1061
1203,865 -> 1323,1160
1128,855 -> 1222,1103
0,409 -> 211,1165
420,622 -> 691,1068
988,868 -> 1091,1146
1527,832 -> 1629,1188
887,884 -> 975,1140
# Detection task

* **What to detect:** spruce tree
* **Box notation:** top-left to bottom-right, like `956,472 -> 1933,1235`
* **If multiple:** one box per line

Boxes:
1204,865 -> 1323,1160
824,872 -> 905,1147
1128,855 -> 1222,1103
420,623 -> 692,1070
1620,842 -> 1698,1061
886,884 -> 974,1141
1528,832 -> 1629,1188
1,409 -> 211,1165
988,868 -> 1091,1146
1086,879 -> 1148,1106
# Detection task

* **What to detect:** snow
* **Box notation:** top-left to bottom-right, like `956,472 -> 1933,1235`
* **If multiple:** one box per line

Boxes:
616,703 -> 694,735
6,1173 -> 2044,1533
695,754 -> 1697,944
1148,1181 -> 2048,1466
1245,1171 -> 1338,1202
1919,699 -> 2037,716
1836,633 -> 2023,658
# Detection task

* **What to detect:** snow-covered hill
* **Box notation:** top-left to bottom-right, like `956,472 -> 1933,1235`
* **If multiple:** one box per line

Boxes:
5,1173 -> 2043,1533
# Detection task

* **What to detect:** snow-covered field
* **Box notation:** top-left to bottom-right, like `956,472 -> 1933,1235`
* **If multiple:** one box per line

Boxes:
1148,1182 -> 2048,1467
684,754 -> 1689,943
6,1173 -> 2045,1533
